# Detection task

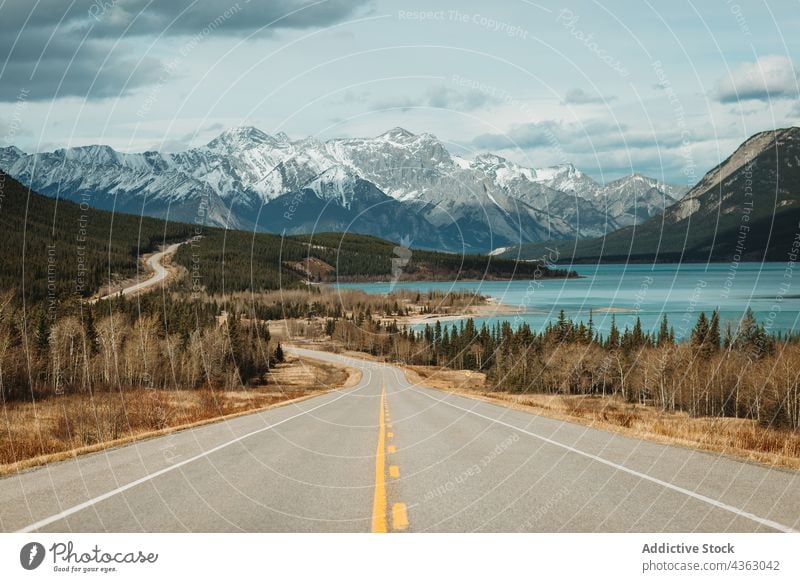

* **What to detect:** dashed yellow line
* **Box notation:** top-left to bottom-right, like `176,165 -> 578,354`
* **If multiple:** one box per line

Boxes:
371,386 -> 409,532
392,503 -> 409,530
371,387 -> 387,533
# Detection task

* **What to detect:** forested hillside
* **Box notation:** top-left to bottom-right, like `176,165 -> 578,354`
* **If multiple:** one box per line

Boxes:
175,230 -> 577,295
0,171 -> 192,302
0,171 -> 573,303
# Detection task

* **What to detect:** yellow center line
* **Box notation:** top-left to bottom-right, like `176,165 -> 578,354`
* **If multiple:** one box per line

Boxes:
371,387 -> 388,533
371,385 -> 410,532
392,503 -> 409,530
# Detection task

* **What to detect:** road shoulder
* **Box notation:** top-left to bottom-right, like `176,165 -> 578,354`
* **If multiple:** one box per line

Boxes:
0,353 -> 361,477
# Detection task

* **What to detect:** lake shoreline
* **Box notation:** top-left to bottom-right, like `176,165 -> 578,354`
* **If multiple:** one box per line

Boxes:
337,262 -> 800,338
401,297 -> 524,326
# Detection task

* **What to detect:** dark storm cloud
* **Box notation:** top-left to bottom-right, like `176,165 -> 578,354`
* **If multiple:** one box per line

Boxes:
0,0 -> 371,102
0,0 -> 371,36
0,27 -> 162,101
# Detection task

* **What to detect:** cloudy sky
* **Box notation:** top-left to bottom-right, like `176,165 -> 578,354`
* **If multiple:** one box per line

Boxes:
1,0 -> 798,184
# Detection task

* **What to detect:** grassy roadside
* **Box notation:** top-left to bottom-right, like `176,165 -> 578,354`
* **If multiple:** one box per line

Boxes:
0,354 -> 361,476
401,365 -> 800,471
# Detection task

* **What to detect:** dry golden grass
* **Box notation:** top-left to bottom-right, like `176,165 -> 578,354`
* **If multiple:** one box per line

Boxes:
402,365 -> 800,471
404,365 -> 488,392
0,354 -> 360,475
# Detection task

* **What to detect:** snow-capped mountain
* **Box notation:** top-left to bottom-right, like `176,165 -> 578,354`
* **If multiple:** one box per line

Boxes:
504,127 -> 800,262
601,173 -> 688,226
470,155 -> 616,238
0,127 -> 686,252
533,164 -> 687,227
533,162 -> 602,198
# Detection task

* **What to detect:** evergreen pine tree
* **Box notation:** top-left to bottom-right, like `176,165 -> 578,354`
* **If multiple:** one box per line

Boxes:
632,317 -> 644,348
557,309 -> 569,342
83,309 -> 98,354
35,311 -> 50,353
707,308 -> 721,352
657,313 -> 670,346
723,322 -> 734,349
607,315 -> 620,349
325,318 -> 336,337
690,311 -> 709,351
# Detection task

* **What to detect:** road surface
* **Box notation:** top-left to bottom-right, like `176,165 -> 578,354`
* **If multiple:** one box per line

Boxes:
1,347 -> 798,532
92,241 -> 184,302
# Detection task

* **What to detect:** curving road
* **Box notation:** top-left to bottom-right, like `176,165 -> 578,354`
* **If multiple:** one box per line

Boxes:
92,241 -> 185,302
1,347 -> 798,533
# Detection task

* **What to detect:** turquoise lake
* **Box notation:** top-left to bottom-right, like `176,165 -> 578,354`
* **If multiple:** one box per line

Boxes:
334,263 -> 800,340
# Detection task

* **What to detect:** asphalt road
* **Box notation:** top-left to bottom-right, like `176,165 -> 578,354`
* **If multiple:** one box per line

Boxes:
92,242 -> 184,302
1,347 -> 798,533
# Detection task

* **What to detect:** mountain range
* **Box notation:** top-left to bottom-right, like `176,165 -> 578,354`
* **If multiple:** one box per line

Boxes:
0,169 -> 574,302
504,127 -> 800,263
0,126 -> 686,253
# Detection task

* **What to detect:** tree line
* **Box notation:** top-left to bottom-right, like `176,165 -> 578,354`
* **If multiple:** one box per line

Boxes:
175,229 -> 577,296
327,308 -> 799,430
0,292 -> 284,403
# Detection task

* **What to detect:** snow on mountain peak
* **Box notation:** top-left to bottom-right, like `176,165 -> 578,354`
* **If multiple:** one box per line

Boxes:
206,126 -> 282,150
605,173 -> 686,202
56,144 -> 121,165
471,153 -> 537,186
379,127 -> 416,141
307,165 -> 359,208
532,162 -> 598,196
534,162 -> 581,181
0,145 -> 25,168
0,145 -> 24,156
0,124 -> 689,246
473,152 -> 507,166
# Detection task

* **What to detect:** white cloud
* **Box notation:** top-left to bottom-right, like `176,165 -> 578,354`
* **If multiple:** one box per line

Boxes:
713,55 -> 799,103
561,88 -> 615,105
372,86 -> 501,113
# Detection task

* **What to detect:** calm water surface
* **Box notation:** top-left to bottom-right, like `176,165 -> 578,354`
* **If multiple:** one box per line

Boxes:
334,263 -> 800,340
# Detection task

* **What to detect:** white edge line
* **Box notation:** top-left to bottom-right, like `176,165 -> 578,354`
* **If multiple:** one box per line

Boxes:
269,350 -> 800,534
409,382 -> 799,534
16,381 -> 364,533
56,343 -> 790,535
285,350 -> 800,533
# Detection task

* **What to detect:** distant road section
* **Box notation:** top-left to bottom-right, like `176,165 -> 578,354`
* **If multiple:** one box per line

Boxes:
92,241 -> 185,302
